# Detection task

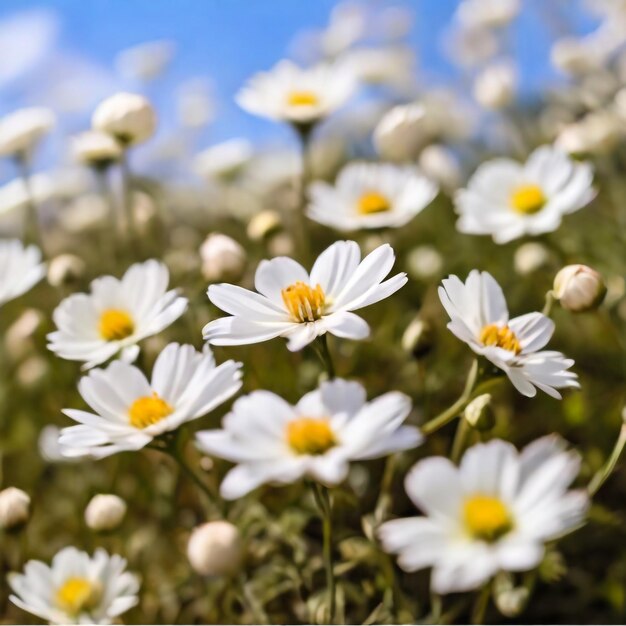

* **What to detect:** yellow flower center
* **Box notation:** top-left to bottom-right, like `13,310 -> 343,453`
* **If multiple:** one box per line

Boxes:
281,281 -> 325,323
56,577 -> 101,615
99,309 -> 135,341
463,494 -> 513,541
128,392 -> 173,429
287,417 -> 336,455
479,323 -> 521,354
510,184 -> 546,215
357,191 -> 391,215
287,90 -> 319,107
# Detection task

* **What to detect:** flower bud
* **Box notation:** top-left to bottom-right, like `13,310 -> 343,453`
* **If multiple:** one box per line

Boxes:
514,242 -> 549,276
187,521 -> 243,577
72,130 -> 122,169
463,394 -> 495,431
92,92 -> 157,146
553,264 -> 606,312
0,487 -> 31,530
418,144 -> 461,191
247,209 -> 281,241
85,494 -> 127,532
402,317 -> 434,359
0,107 -> 55,159
48,254 -> 86,288
200,233 -> 246,282
473,61 -> 517,110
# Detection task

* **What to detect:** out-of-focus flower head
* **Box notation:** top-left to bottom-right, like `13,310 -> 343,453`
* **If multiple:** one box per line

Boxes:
473,60 -> 517,110
0,239 -> 45,308
92,92 -> 157,146
84,494 -> 127,531
0,107 -> 55,160
194,139 -> 253,182
556,111 -> 623,156
200,233 -> 246,282
187,521 -> 243,576
341,46 -> 416,91
115,40 -> 176,82
72,130 -> 122,169
455,0 -> 521,29
418,144 -> 462,192
176,78 -> 216,129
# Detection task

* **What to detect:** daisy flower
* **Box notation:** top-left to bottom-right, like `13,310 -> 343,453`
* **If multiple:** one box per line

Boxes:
236,60 -> 357,127
0,239 -> 45,307
307,162 -> 438,231
196,378 -> 422,499
439,270 -> 579,398
203,240 -> 407,351
8,546 -> 139,624
379,436 -> 588,594
58,342 -> 242,459
455,145 -> 595,244
47,259 -> 188,369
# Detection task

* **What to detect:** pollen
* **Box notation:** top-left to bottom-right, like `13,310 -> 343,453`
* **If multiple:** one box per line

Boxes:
99,309 -> 135,341
287,417 -> 336,455
128,392 -> 173,429
56,577 -> 101,615
357,191 -> 391,215
479,323 -> 521,354
463,494 -> 513,541
287,90 -> 319,107
281,281 -> 325,323
510,184 -> 546,215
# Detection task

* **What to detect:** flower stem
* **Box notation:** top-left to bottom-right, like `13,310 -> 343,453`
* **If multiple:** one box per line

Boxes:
542,290 -> 555,316
294,123 -> 313,264
120,151 -> 139,258
588,424 -> 626,496
16,155 -> 43,251
312,483 -> 336,624
314,335 -> 336,379
450,416 -> 472,464
421,360 -> 479,436
471,582 -> 491,625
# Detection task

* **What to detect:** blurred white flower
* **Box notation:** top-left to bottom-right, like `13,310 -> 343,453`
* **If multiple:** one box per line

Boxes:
5,308 -> 44,360
47,253 -> 86,288
439,270 -> 579,398
85,494 -> 127,531
315,1 -> 366,57
194,139 -> 253,181
115,40 -> 175,82
455,0 -> 520,29
39,425 -> 85,463
72,130 -> 122,168
553,264 -> 606,313
0,107 -> 55,159
59,342 -> 242,459
47,260 -> 188,369
196,378 -> 422,499
236,60 -> 358,126
406,245 -> 443,280
555,111 -> 622,156
200,233 -> 246,282
176,78 -> 215,129
374,103 -> 429,161
246,209 -> 282,241
0,487 -> 30,530
187,521 -> 243,576
456,145 -> 595,244
379,436 -> 588,593
204,240 -> 407,351
92,92 -> 157,146
9,547 -> 139,624
551,37 -> 601,75
308,162 -> 437,230
342,46 -> 416,90
513,242 -> 550,276
418,144 -> 462,191
473,60 -> 517,110
444,24 -> 499,68
0,239 -> 45,307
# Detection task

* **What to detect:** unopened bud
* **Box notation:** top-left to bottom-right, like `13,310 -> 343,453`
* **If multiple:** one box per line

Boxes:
85,494 -> 127,531
200,233 -> 246,282
463,394 -> 495,431
402,317 -> 434,359
0,487 -> 31,530
493,572 -> 529,618
48,254 -> 86,288
514,242 -> 549,276
553,264 -> 606,312
247,210 -> 281,241
187,521 -> 243,577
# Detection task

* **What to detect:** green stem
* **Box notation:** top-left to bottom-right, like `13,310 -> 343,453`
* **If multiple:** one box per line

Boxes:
421,360 -> 479,436
120,151 -> 139,257
95,168 -> 119,265
314,335 -> 336,379
312,483 -> 336,624
542,290 -> 555,317
294,123 -> 313,264
471,582 -> 491,625
451,416 -> 472,464
16,155 -> 43,251
588,424 -> 626,497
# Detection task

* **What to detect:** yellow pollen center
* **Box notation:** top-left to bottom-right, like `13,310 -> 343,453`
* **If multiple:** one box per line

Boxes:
99,309 -> 135,341
128,392 -> 173,429
463,494 -> 512,541
281,281 -> 325,323
287,90 -> 319,107
479,323 -> 521,354
287,417 -> 336,455
56,577 -> 100,615
510,184 -> 546,215
357,191 -> 391,215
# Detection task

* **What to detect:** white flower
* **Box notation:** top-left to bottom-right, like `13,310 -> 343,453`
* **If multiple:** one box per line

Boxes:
58,342 -> 242,459
455,0 -> 520,29
187,521 -> 243,576
92,92 -> 157,145
194,139 -> 253,181
456,145 -> 595,244
0,487 -> 30,530
307,162 -> 437,231
196,378 -> 422,499
373,103 -> 430,161
115,40 -> 175,82
342,46 -> 415,89
418,144 -> 462,191
473,60 -> 517,110
72,130 -> 122,168
0,107 -> 55,158
48,260 -> 188,369
439,270 -> 579,398
85,494 -> 127,531
8,546 -> 139,624
0,239 -> 45,307
236,60 -> 357,126
555,112 -> 622,156
203,240 -> 407,352
200,233 -> 246,282
379,436 -> 588,594
553,264 -> 606,313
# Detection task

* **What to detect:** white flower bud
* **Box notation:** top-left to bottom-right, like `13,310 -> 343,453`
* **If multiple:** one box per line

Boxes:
72,130 -> 122,168
553,264 -> 606,313
247,210 -> 281,241
551,38 -> 599,75
464,394 -> 495,431
92,92 -> 157,146
85,494 -> 127,531
374,103 -> 428,162
473,61 -> 517,110
47,254 -> 86,288
418,144 -> 461,191
194,139 -> 253,181
5,309 -> 44,360
406,245 -> 443,280
514,242 -> 550,276
200,233 -> 246,282
555,112 -> 621,156
187,521 -> 243,577
0,107 -> 55,159
402,317 -> 434,359
0,487 -> 31,530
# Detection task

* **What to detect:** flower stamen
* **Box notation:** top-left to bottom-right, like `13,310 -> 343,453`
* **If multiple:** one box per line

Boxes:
56,577 -> 101,615
287,90 -> 319,107
479,323 -> 521,354
99,309 -> 135,341
281,281 -> 325,323
510,184 -> 546,215
287,417 -> 336,455
128,392 -> 173,429
463,494 -> 512,541
357,191 -> 391,215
